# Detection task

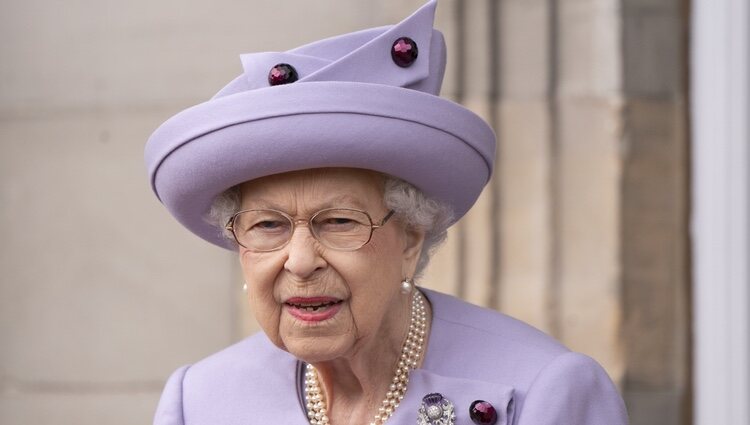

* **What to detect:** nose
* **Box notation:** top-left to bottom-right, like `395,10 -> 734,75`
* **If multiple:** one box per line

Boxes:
283,225 -> 327,279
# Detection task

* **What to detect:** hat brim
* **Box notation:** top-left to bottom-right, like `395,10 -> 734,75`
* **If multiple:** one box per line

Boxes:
145,81 -> 495,250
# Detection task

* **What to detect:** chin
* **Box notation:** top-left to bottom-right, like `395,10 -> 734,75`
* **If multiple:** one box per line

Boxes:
283,334 -> 355,364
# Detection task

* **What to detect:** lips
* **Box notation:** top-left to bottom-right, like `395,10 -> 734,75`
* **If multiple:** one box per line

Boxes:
284,297 -> 343,322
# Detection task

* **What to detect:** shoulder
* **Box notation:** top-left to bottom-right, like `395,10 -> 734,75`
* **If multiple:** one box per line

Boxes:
154,364 -> 190,425
423,288 -> 568,388
184,332 -> 287,379
181,332 -> 299,399
425,289 -> 566,352
515,351 -> 629,424
153,333 -> 303,425
421,289 -> 627,424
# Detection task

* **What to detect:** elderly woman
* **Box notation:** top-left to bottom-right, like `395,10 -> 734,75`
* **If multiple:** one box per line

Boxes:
146,1 -> 627,424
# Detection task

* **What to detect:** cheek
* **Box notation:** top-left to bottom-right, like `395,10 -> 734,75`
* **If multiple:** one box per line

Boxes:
362,231 -> 408,275
240,250 -> 282,290
344,241 -> 405,322
239,252 -> 285,343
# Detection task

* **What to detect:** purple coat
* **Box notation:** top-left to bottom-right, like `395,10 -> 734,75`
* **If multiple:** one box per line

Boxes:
154,289 -> 628,424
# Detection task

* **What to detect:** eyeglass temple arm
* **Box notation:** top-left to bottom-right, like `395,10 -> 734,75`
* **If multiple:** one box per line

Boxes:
375,210 -> 396,228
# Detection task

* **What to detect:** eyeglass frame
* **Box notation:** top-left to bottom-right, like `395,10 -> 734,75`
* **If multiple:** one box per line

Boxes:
225,207 -> 396,252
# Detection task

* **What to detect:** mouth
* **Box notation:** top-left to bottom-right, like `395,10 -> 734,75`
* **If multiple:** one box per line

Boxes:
286,301 -> 342,311
283,297 -> 344,322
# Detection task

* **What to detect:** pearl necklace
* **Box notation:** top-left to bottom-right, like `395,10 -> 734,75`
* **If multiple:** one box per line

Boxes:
304,289 -> 428,425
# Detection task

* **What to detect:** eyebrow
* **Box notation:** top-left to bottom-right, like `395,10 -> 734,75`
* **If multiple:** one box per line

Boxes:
318,195 -> 368,209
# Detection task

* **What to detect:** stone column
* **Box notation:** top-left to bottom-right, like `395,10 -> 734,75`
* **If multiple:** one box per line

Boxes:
621,0 -> 691,423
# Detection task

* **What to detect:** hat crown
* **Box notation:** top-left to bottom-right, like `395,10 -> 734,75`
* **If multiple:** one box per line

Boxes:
213,0 -> 446,99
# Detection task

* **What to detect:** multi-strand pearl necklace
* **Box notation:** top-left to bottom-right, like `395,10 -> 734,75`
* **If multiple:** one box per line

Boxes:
304,289 -> 428,425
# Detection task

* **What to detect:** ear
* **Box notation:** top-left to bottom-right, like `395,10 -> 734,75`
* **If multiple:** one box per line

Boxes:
401,225 -> 426,278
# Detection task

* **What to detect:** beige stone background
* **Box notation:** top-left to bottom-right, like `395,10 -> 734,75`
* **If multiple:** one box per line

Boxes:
0,0 -> 690,424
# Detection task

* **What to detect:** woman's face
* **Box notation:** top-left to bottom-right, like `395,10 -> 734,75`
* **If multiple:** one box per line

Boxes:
237,168 -> 424,363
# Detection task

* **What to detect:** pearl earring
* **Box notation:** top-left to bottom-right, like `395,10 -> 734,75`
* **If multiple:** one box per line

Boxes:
242,283 -> 248,292
400,278 -> 413,294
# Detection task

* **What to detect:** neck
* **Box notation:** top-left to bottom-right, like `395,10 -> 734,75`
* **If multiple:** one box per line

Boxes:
307,290 -> 431,424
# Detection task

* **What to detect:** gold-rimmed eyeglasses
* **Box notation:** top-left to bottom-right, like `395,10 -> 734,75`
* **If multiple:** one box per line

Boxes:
225,208 -> 395,252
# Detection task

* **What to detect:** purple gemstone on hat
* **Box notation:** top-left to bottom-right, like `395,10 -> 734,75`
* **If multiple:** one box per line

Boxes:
391,37 -> 418,67
268,63 -> 298,86
469,400 -> 497,425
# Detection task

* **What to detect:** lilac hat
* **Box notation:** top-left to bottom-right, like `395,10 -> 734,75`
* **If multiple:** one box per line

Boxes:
145,0 -> 495,249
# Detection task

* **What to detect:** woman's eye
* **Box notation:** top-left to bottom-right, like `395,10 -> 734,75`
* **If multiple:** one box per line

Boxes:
328,218 -> 354,225
319,217 -> 359,231
251,220 -> 287,232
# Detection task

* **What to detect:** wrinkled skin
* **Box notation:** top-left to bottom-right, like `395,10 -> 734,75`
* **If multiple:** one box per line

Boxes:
237,168 -> 428,423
